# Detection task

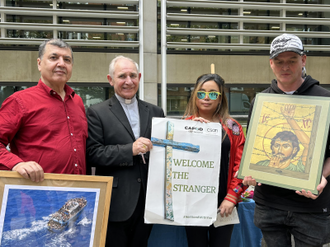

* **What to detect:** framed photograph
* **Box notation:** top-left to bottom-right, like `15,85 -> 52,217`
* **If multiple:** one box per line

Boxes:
0,171 -> 113,247
238,94 -> 330,194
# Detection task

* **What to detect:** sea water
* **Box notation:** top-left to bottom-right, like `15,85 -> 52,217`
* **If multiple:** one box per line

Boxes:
0,189 -> 97,247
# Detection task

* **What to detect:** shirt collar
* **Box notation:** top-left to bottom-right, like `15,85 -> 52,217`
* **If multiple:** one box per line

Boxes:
115,93 -> 137,105
37,79 -> 75,97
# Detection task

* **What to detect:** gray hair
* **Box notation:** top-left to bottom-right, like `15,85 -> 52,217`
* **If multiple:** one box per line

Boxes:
38,39 -> 74,63
108,55 -> 139,78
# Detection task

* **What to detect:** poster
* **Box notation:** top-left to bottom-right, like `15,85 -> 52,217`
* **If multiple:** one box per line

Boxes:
145,118 -> 222,226
238,94 -> 330,194
0,172 -> 112,247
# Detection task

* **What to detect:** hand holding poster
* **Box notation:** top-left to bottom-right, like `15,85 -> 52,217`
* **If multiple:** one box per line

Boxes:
145,118 -> 222,226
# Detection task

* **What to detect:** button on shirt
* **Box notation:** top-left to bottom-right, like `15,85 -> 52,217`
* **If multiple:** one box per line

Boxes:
0,79 -> 88,175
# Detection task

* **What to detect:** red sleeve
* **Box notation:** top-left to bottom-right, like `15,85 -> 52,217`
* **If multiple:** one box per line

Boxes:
0,96 -> 25,170
224,119 -> 248,204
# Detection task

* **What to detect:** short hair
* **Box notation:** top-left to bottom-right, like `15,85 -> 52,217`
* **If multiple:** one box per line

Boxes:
38,39 -> 73,63
183,73 -> 230,122
108,55 -> 139,78
271,131 -> 300,158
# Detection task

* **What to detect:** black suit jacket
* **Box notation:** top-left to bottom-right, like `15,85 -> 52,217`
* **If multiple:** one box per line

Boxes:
86,95 -> 165,222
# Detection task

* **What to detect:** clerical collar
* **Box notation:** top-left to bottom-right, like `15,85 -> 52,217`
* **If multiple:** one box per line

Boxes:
115,94 -> 137,105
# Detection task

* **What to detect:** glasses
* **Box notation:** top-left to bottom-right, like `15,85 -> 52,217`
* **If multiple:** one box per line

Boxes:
197,91 -> 221,100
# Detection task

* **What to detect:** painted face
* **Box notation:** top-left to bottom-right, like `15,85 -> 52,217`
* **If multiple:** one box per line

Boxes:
270,51 -> 306,91
107,58 -> 141,99
272,138 -> 297,162
195,80 -> 221,116
37,44 -> 73,87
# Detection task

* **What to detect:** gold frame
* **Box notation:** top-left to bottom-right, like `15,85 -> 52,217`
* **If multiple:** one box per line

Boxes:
0,171 -> 112,247
238,94 -> 330,194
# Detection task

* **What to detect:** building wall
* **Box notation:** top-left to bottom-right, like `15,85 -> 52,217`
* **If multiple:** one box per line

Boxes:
1,50 -> 329,87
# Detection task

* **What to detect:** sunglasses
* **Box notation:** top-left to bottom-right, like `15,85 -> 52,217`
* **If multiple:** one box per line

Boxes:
197,91 -> 221,100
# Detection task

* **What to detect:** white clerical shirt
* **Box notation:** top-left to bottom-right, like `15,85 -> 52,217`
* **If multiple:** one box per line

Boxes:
116,93 -> 140,140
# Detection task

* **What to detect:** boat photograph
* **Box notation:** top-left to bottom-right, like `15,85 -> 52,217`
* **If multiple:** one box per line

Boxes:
0,189 -> 98,247
48,197 -> 88,232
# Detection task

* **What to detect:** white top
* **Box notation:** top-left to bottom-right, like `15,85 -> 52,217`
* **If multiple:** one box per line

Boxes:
116,93 -> 140,140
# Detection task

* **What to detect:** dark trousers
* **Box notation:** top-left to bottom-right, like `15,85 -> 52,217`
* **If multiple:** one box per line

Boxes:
105,190 -> 152,247
254,203 -> 330,247
185,224 -> 234,247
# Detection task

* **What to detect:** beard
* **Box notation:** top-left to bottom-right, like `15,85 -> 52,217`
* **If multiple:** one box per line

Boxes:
273,153 -> 292,162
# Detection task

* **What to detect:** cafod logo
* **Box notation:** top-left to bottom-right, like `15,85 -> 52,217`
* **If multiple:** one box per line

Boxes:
184,126 -> 218,133
184,126 -> 203,132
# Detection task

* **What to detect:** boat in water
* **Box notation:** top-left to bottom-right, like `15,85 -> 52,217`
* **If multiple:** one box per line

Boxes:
48,197 -> 87,232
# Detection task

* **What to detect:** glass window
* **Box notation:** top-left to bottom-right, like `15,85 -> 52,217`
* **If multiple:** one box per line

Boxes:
7,30 -> 53,39
6,0 -> 53,8
59,2 -> 137,11
57,17 -> 136,27
0,84 -> 114,110
243,9 -> 280,17
244,23 -> 279,31
286,0 -> 326,4
244,0 -> 280,2
7,15 -> 52,24
160,85 -> 193,116
286,11 -> 323,18
69,85 -> 114,109
167,7 -> 239,16
0,86 -> 31,107
58,31 -> 136,42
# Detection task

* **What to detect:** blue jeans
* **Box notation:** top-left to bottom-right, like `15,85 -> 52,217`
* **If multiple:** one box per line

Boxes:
254,203 -> 330,247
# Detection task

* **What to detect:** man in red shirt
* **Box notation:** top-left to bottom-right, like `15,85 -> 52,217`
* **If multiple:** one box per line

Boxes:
0,39 -> 87,182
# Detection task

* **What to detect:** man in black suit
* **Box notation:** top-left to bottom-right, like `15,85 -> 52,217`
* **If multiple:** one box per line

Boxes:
86,55 -> 165,247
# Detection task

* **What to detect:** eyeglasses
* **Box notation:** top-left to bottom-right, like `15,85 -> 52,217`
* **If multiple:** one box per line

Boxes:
197,91 -> 221,100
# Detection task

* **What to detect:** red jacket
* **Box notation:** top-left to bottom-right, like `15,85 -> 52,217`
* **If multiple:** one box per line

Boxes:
186,116 -> 246,204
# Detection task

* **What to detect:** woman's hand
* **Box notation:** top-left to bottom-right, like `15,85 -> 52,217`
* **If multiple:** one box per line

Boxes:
192,117 -> 210,123
218,200 -> 235,217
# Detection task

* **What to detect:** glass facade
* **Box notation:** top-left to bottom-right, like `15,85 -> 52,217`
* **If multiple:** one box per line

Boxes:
1,1 -> 139,50
160,0 -> 330,54
1,0 -> 329,52
1,0 -> 330,126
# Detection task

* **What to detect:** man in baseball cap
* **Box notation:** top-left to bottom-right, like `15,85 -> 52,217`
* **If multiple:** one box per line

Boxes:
243,33 -> 330,247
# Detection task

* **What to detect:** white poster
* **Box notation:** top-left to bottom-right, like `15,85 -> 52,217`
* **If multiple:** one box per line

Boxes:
145,118 -> 222,226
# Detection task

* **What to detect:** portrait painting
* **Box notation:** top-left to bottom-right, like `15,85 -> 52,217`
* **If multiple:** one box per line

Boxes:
0,172 -> 112,247
238,94 -> 330,194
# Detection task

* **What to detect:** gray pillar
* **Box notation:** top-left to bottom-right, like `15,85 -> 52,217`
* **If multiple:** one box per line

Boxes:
142,0 -> 158,106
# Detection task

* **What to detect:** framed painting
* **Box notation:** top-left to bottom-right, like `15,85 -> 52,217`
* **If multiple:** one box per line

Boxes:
0,171 -> 112,247
238,93 -> 330,194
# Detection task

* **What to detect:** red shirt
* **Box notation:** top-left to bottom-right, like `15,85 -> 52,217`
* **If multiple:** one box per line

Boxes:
0,80 -> 87,175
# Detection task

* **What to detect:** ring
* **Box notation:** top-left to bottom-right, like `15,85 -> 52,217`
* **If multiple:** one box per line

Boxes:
143,144 -> 147,149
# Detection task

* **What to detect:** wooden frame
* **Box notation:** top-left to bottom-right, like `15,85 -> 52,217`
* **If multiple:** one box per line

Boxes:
238,94 -> 330,194
0,171 -> 112,247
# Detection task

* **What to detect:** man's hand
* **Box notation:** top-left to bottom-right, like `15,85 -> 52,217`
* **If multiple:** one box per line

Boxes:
218,200 -> 235,217
281,104 -> 296,119
132,137 -> 153,156
296,175 -> 327,200
12,161 -> 44,182
243,175 -> 258,186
